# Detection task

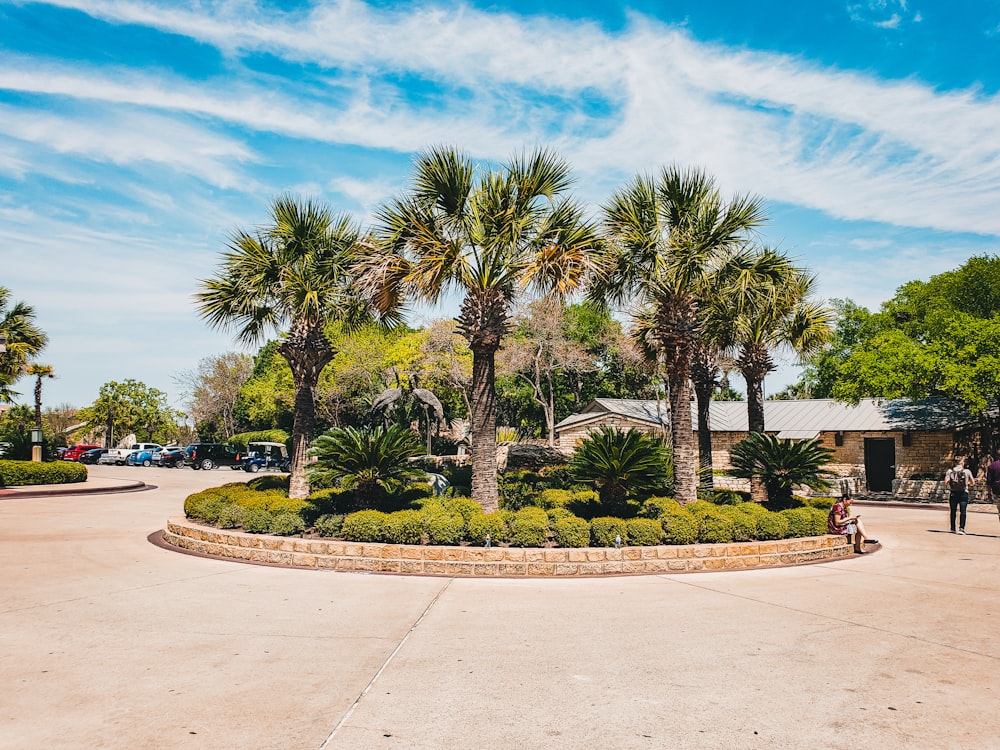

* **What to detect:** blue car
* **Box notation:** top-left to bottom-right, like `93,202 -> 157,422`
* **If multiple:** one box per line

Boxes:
127,448 -> 159,467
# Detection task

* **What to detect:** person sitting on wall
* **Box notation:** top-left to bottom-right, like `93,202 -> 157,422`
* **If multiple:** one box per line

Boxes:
828,493 -> 878,554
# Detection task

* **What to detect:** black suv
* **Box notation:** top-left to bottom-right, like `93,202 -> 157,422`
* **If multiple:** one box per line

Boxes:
184,443 -> 241,470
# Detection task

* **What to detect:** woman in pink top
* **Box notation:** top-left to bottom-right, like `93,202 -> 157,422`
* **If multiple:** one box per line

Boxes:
828,494 -> 877,554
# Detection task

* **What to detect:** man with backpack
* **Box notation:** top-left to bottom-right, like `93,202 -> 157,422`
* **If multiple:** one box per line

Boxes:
945,456 -> 975,535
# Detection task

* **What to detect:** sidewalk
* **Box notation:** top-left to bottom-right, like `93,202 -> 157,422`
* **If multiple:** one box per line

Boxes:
0,475 -> 146,498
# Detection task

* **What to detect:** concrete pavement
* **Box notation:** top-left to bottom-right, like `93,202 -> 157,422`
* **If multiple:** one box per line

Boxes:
1,465 -> 999,749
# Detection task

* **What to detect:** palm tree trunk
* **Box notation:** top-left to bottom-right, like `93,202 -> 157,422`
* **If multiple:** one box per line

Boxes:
34,375 -> 43,431
470,346 -> 500,512
740,344 -> 773,502
669,373 -> 697,503
694,379 -> 714,492
280,324 -> 333,500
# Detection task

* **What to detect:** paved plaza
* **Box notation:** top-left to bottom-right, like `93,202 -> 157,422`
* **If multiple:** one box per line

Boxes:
2,466 -> 999,749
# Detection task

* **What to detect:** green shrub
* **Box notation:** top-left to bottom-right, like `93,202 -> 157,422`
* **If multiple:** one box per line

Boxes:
341,510 -> 388,542
720,507 -> 757,542
553,516 -> 590,547
640,496 -> 683,519
217,504 -> 246,529
733,501 -> 769,518
626,518 -> 663,546
0,460 -> 87,486
241,508 -> 274,534
566,489 -> 602,519
590,517 -> 628,547
467,513 -> 509,546
396,482 -> 435,504
707,489 -> 748,505
804,496 -> 835,512
498,477 -> 536,510
755,511 -> 790,540
443,496 -> 483,523
315,514 -> 344,537
537,489 -> 574,509
780,507 -> 828,538
538,465 -> 574,490
697,508 -> 735,544
423,511 -> 465,545
384,510 -> 426,544
684,499 -> 717,517
509,507 -> 550,547
308,487 -> 354,515
547,507 -> 574,524
246,474 -> 290,492
267,497 -> 310,515
661,510 -> 699,545
269,511 -> 305,536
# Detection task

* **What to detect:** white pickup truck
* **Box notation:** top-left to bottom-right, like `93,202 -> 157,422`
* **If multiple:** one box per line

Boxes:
98,442 -> 162,466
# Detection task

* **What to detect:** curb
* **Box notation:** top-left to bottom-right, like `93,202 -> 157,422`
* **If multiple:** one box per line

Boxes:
0,480 -> 148,498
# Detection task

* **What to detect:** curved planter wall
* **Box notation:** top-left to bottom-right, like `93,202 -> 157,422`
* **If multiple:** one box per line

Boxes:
163,517 -> 853,576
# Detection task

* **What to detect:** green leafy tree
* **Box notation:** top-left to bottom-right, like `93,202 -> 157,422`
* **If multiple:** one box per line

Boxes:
569,426 -> 672,511
363,146 -> 599,512
729,433 -> 835,508
0,287 -> 48,403
197,196 -> 392,499
308,425 -> 425,507
79,379 -> 176,446
592,167 -> 766,502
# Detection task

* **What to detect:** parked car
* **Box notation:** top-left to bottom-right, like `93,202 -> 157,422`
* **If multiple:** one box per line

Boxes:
157,447 -> 186,468
79,448 -> 108,465
62,445 -> 101,462
126,448 -> 161,467
104,442 -> 163,466
184,443 -> 241,470
240,441 -> 290,473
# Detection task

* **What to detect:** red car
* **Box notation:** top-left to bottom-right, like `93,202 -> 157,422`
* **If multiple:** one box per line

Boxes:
62,445 -> 101,461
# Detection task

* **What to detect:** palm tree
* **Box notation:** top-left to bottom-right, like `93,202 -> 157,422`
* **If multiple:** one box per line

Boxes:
197,196 -> 390,499
24,364 -> 55,431
592,167 -> 766,503
0,287 -> 48,403
361,146 -> 599,512
569,426 -> 671,511
729,432 -> 834,507
706,247 -> 832,433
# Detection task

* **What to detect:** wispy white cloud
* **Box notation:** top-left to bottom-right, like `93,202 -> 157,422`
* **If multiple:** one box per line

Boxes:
847,1 -> 919,29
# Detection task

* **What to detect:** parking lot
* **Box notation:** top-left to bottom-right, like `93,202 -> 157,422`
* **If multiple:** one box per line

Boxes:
2,467 -> 999,749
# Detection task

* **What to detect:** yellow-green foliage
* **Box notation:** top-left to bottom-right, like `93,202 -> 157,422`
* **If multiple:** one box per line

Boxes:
780,507 -> 828,537
720,506 -> 757,542
696,507 -> 735,543
626,518 -> 663,546
423,511 -> 465,545
509,507 -> 550,547
590,517 -> 628,547
0,460 -> 87,486
733,501 -> 769,518
553,516 -> 590,547
756,511 -> 790,540
241,508 -> 273,533
217,505 -> 246,529
537,489 -> 573,509
384,509 -> 425,544
269,512 -> 305,536
467,512 -> 509,546
443,496 -> 482,523
315,514 -> 344,537
547,507 -> 574,524
804,496 -> 835,512
640,496 -> 682,519
684,499 -> 717,516
661,509 -> 699,545
342,510 -> 388,542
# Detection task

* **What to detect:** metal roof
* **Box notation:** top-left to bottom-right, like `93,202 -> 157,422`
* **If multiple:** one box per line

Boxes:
555,397 -> 974,434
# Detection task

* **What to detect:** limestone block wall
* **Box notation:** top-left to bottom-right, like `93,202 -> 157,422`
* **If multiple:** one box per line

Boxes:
163,517 -> 852,576
891,479 -> 993,504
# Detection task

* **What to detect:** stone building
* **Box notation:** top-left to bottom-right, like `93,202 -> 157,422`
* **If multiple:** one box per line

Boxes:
554,397 -> 980,493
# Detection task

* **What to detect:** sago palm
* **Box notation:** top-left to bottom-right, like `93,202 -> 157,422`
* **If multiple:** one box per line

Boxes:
592,167 -> 766,503
569,426 -> 672,510
729,432 -> 834,507
308,425 -> 425,507
362,146 -> 599,512
197,196 -> 391,499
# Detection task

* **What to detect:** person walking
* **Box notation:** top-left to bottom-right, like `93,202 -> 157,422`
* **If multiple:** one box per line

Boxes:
985,453 -> 1000,526
945,456 -> 975,535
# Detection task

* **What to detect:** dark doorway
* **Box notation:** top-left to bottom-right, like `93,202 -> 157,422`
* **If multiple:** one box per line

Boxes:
864,438 -> 896,492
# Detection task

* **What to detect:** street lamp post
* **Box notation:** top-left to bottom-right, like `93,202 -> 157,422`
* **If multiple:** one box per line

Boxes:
30,428 -> 42,463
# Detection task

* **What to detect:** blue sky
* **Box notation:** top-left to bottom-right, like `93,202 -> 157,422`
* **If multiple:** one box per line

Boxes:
2,0 -> 1000,412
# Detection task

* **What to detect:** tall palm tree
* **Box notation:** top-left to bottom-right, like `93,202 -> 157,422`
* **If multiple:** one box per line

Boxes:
361,146 -> 599,512
0,287 -> 48,403
706,247 -> 832,433
592,167 -> 766,503
197,196 -> 389,499
24,364 -> 55,431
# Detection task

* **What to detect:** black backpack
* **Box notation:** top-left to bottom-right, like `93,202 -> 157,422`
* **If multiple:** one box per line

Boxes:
948,468 -> 968,492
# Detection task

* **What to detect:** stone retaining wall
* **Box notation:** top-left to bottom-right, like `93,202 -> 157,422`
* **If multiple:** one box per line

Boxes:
890,479 -> 994,503
163,517 -> 853,576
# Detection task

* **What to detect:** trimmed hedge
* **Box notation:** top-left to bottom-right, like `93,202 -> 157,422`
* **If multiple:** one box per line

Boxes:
0,460 -> 87,486
553,516 -> 591,547
423,510 -> 465,545
591,517 -> 628,547
384,509 -> 426,544
342,510 -> 388,542
315,514 -> 344,537
661,510 -> 699,545
509,507 -> 550,547
696,508 -> 735,544
467,513 -> 509,546
780,507 -> 828,538
626,518 -> 663,546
